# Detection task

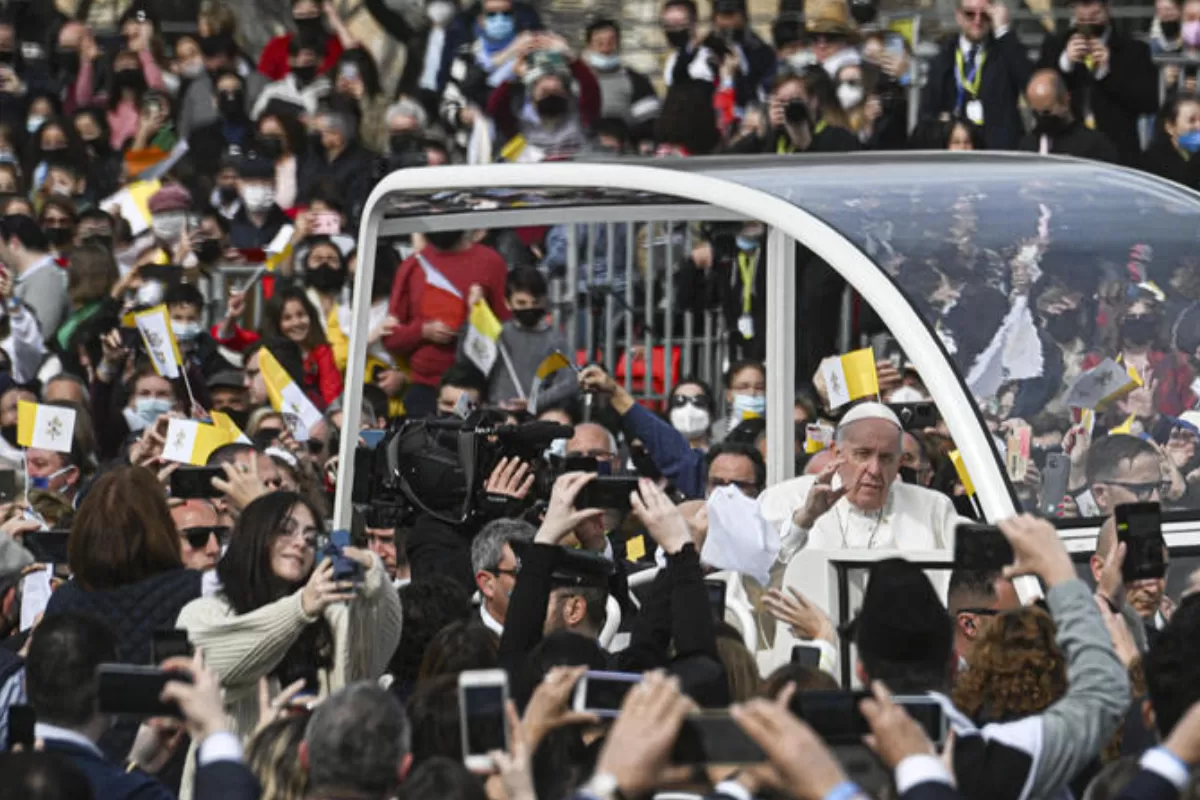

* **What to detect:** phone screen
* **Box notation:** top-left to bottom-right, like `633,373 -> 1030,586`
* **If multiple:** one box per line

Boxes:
1115,502 -> 1166,582
23,531 -> 70,564
462,683 -> 508,756
953,523 -> 1014,570
578,671 -> 641,717
791,645 -> 821,668
575,477 -> 640,510
672,713 -> 766,764
96,664 -> 193,717
704,579 -> 726,619
170,466 -> 224,499
7,705 -> 34,751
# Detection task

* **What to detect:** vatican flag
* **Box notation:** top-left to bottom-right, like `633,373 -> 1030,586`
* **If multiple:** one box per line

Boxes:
161,419 -> 235,465
210,411 -> 252,444
529,351 -> 574,414
462,300 -> 503,375
17,401 -> 76,454
134,304 -> 183,379
259,349 -> 324,441
820,348 -> 880,410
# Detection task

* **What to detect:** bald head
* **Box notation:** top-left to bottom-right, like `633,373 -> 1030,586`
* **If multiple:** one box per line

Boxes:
566,423 -> 618,462
1026,69 -> 1070,116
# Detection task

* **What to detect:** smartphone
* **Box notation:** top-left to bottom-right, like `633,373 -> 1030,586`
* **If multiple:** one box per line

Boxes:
170,466 -> 224,499
953,523 -> 1015,570
1115,502 -> 1166,582
704,579 -> 727,620
672,713 -> 766,764
1040,453 -> 1071,517
120,326 -> 144,350
458,669 -> 510,772
792,691 -> 947,747
0,468 -> 16,502
575,477 -> 641,510
324,528 -> 364,584
889,402 -> 937,432
571,670 -> 642,718
151,629 -> 193,664
96,664 -> 193,718
791,644 -> 821,668
6,704 -> 34,751
359,429 -> 386,449
23,530 -> 70,564
311,211 -> 341,236
1006,423 -> 1032,483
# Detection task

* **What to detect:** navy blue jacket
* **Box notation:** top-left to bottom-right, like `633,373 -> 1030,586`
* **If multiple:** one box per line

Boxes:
41,738 -> 174,800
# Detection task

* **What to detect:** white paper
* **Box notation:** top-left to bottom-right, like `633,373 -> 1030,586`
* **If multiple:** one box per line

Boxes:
1066,358 -> 1137,410
101,188 -> 149,235
20,567 -> 52,631
701,486 -> 781,586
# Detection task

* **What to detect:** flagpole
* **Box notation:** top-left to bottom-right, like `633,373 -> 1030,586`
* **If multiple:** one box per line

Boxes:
179,365 -> 198,414
498,343 -> 526,401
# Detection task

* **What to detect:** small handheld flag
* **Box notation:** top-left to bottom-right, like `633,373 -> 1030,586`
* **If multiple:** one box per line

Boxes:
259,348 -> 325,441
161,419 -> 236,465
820,348 -> 880,410
134,305 -> 183,379
462,300 -> 503,375
529,351 -> 575,414
17,401 -> 76,454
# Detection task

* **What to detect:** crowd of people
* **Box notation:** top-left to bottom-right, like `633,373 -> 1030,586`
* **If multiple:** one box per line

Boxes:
0,0 -> 1193,799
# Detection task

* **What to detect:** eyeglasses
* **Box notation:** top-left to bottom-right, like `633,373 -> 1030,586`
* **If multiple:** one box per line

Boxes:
1102,480 -> 1170,501
276,526 -> 318,549
670,394 -> 712,411
182,525 -> 230,550
961,10 -> 989,20
487,567 -> 519,578
707,477 -> 761,498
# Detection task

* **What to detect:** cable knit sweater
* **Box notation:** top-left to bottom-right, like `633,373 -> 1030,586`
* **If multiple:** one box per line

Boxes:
175,552 -> 402,800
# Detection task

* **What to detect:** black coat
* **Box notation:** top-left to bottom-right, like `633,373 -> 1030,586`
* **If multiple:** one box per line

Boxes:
1140,136 -> 1200,189
921,32 -> 1033,150
1017,119 -> 1120,163
728,123 -> 861,154
1037,28 -> 1158,164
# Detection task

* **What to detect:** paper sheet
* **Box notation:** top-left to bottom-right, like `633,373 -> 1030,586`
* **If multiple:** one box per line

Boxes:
701,486 -> 781,586
20,567 -> 52,632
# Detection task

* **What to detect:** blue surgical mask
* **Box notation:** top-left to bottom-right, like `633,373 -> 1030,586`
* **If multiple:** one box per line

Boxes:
1180,130 -> 1200,154
731,393 -> 766,420
584,52 -> 621,71
483,12 -> 514,41
171,320 -> 202,344
735,235 -> 761,252
134,397 -> 174,425
29,465 -> 73,492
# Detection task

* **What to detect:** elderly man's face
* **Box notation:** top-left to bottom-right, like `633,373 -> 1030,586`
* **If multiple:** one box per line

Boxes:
835,419 -> 902,511
566,423 -> 617,466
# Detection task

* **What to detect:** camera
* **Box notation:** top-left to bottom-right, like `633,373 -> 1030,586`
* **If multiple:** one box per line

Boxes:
785,98 -> 810,125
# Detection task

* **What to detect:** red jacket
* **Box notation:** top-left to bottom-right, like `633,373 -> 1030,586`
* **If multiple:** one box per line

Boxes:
211,325 -> 344,407
383,243 -> 510,387
257,34 -> 344,82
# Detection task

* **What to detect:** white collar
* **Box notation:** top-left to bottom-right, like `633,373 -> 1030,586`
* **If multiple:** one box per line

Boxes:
479,604 -> 504,637
35,722 -> 103,756
958,35 -> 984,55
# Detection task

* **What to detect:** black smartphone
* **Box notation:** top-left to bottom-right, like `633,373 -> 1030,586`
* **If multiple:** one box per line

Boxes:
23,530 -> 70,564
120,326 -> 143,351
170,466 -> 224,499
1040,453 -> 1071,517
1115,502 -> 1166,582
791,644 -> 821,668
575,477 -> 641,510
6,704 -> 34,750
791,691 -> 947,746
889,402 -> 937,431
151,629 -> 193,664
252,428 -> 282,449
0,468 -> 16,502
672,713 -> 766,764
704,579 -> 727,620
953,523 -> 1014,570
323,529 -> 364,584
96,664 -> 193,718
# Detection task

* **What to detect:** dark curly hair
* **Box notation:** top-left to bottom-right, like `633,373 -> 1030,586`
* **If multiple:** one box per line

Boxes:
951,606 -> 1067,725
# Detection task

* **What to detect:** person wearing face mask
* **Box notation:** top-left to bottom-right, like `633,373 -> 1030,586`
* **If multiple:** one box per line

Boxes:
229,154 -> 290,249
1017,69 -> 1118,162
0,213 -> 68,338
1151,0 -> 1185,59
710,0 -> 776,110
186,71 -> 253,179
582,19 -> 660,144
22,401 -> 95,505
143,184 -> 194,272
668,380 -> 716,450
1037,0 -> 1158,165
38,197 -> 77,256
252,38 -> 333,120
300,236 -> 350,327
729,68 -> 860,154
1141,95 -> 1200,190
296,105 -> 373,218
74,35 -> 166,151
258,0 -> 355,82
165,282 -> 239,381
489,49 -> 599,162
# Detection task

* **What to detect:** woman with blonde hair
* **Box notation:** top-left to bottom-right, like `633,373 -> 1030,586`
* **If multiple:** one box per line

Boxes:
246,715 -> 311,800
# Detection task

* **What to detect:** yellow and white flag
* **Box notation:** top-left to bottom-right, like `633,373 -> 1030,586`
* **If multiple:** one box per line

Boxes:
529,351 -> 574,415
1065,358 -> 1141,410
820,348 -> 879,409
210,411 -> 252,444
135,304 -> 184,379
17,401 -> 76,454
462,300 -> 503,375
260,348 -> 324,442
949,449 -> 975,497
161,418 -> 236,465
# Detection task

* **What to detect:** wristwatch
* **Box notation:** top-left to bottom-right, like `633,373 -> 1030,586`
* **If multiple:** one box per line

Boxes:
580,772 -> 629,800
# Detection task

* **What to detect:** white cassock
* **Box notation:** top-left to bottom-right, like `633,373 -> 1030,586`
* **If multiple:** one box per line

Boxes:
759,475 -> 960,564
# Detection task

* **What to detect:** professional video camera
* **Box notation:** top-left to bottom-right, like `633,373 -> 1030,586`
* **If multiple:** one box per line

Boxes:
351,409 -> 572,528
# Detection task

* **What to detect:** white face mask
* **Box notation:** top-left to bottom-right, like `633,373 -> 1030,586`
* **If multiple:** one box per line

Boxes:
171,320 -> 202,343
151,212 -> 188,245
242,184 -> 276,213
137,279 -> 165,307
669,405 -> 711,438
730,393 -> 766,421
585,51 -> 621,71
426,0 -> 455,26
886,385 -> 928,403
26,116 -> 45,134
837,83 -> 864,110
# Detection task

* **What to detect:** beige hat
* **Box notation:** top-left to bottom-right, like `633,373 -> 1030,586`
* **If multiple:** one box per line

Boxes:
838,401 -> 902,432
804,0 -> 860,39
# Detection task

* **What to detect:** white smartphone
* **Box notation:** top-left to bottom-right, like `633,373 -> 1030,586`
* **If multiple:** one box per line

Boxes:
570,670 -> 642,718
458,669 -> 509,772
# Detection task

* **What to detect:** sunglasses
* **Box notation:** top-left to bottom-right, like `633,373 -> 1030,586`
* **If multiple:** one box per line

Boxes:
182,525 -> 230,550
670,394 -> 712,411
1102,480 -> 1170,501
961,10 -> 989,20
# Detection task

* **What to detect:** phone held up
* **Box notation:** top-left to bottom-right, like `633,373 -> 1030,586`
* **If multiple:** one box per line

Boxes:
458,669 -> 510,772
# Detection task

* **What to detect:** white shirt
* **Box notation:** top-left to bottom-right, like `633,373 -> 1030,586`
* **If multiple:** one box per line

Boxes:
759,475 -> 959,564
479,604 -> 504,637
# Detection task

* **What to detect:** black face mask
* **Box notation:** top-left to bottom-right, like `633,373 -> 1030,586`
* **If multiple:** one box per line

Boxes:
1043,312 -> 1081,343
535,93 -> 569,118
257,135 -> 285,160
0,51 -> 14,66
0,424 -> 16,448
1122,316 -> 1157,346
82,135 -> 110,156
305,264 -> 346,292
1033,111 -> 1068,136
218,184 -> 240,204
82,233 -> 114,250
43,227 -> 72,248
114,68 -> 146,92
222,407 -> 252,431
426,230 -> 464,250
56,49 -> 80,76
1162,18 -> 1182,38
218,90 -> 245,119
664,27 -> 691,48
292,64 -> 318,85
195,237 -> 223,263
295,16 -> 327,40
898,466 -> 919,484
513,307 -> 545,328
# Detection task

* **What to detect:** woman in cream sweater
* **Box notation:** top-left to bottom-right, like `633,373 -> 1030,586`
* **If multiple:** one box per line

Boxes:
176,491 -> 402,796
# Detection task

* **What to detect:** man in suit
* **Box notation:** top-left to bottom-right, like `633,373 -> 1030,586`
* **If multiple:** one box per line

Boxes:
921,0 -> 1033,150
25,613 -> 259,800
1037,0 -> 1158,164
1018,69 -> 1120,161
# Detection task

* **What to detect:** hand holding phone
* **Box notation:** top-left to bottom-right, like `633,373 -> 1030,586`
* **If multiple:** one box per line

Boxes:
97,664 -> 194,717
953,523 -> 1014,570
323,529 -> 364,584
459,669 -> 510,772
1115,502 -> 1166,582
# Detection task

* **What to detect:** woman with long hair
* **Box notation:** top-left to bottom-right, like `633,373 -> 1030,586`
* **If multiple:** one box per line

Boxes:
177,491 -> 401,795
265,286 -> 344,406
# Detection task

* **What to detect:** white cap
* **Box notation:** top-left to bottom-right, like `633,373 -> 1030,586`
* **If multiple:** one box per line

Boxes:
837,401 -> 902,432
